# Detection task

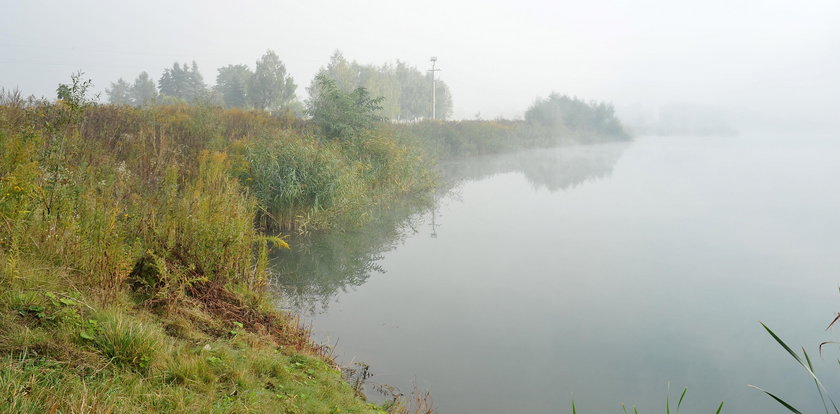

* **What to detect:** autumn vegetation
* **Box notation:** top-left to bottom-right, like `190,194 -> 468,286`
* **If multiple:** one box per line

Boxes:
0,49 -> 628,412
0,74 -> 433,412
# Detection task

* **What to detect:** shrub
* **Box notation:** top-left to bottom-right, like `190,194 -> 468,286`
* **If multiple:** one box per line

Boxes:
138,151 -> 258,299
307,74 -> 385,141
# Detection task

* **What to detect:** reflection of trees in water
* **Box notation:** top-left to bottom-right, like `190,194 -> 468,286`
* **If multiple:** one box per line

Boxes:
269,198 -> 432,314
271,142 -> 628,314
438,141 -> 628,193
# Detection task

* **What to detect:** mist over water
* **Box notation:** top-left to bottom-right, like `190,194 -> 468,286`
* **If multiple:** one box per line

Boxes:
3,0 -> 839,126
274,133 -> 840,413
1,0 -> 839,412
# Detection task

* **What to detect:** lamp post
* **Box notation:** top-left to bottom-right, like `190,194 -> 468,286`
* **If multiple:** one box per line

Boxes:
428,57 -> 441,120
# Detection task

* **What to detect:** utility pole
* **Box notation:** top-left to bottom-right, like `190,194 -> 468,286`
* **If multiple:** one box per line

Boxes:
428,57 -> 441,120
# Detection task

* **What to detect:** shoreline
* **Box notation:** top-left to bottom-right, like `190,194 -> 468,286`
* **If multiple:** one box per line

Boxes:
0,98 -> 628,412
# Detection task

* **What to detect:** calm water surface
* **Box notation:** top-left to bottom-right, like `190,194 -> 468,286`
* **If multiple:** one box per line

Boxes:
272,134 -> 840,413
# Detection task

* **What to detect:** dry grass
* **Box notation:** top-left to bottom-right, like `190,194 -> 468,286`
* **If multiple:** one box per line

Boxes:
0,98 -> 437,412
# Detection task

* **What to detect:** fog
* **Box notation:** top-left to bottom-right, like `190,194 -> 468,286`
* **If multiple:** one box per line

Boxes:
2,0 -> 838,128
4,2 -> 840,412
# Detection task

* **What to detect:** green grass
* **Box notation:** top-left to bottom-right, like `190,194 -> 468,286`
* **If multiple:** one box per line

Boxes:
0,94 -> 436,412
0,82 -> 638,413
0,252 -> 392,413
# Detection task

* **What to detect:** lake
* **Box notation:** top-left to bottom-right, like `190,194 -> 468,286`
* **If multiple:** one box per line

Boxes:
271,133 -> 840,413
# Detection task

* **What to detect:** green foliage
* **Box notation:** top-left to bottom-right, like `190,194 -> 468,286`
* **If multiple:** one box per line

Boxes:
131,71 -> 159,107
106,51 -> 448,118
215,64 -> 252,108
249,49 -> 297,111
525,93 -> 629,141
312,51 -> 453,121
0,72 -> 432,411
139,151 -> 259,298
0,75 -> 433,289
307,74 -> 385,141
159,61 -> 209,102
397,105 -> 630,160
107,78 -> 133,105
244,134 -> 362,230
56,71 -> 97,120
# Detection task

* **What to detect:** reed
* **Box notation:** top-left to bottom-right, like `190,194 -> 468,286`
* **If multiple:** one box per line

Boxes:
750,322 -> 840,414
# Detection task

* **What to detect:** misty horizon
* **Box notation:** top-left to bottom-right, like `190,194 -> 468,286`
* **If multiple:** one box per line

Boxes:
3,2 -> 840,412
2,0 -> 838,130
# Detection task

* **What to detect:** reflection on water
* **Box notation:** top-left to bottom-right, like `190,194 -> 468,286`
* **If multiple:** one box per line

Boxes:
269,199 -> 430,313
271,142 -> 627,313
439,142 -> 628,193
271,135 -> 840,413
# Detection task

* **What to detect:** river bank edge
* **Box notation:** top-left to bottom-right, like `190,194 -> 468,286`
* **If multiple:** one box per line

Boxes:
0,94 -> 629,412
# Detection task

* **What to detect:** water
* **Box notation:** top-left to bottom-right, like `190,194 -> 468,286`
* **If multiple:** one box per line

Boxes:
271,134 -> 840,413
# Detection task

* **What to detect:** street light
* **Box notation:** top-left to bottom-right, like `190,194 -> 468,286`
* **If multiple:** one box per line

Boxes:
428,57 -> 441,120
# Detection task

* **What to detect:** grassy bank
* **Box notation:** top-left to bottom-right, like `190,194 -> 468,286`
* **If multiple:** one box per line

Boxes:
391,119 -> 629,160
0,81 -> 434,412
0,74 -> 631,412
391,95 -> 630,160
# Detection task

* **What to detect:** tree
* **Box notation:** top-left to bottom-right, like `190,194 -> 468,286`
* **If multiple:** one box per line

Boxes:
525,93 -> 628,140
215,64 -> 252,108
57,71 -> 96,115
158,61 -> 207,102
311,52 -> 454,121
52,72 -> 97,135
131,72 -> 158,106
321,51 -> 357,91
106,78 -> 133,105
158,63 -> 186,99
307,74 -> 384,141
396,61 -> 427,120
248,50 -> 296,111
432,74 -> 454,120
313,52 -> 401,119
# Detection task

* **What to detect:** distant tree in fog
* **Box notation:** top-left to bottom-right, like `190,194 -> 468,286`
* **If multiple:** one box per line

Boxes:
158,61 -> 208,102
316,51 -> 351,90
102,51 -> 453,119
395,60 -> 427,119
131,72 -> 158,106
430,72 -> 453,120
526,93 -> 628,140
106,78 -> 132,105
311,51 -> 453,121
248,50 -> 296,111
215,64 -> 253,108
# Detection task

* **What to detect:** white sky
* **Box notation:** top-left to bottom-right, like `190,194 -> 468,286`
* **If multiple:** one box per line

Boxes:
1,0 -> 838,123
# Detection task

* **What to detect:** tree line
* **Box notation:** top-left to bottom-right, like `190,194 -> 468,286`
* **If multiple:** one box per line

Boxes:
311,51 -> 452,121
106,50 -> 452,120
107,50 -> 297,112
525,93 -> 628,139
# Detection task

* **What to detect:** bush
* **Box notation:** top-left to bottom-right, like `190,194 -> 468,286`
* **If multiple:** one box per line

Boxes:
525,93 -> 629,141
244,134 -> 362,231
307,74 -> 385,141
0,76 -> 427,412
137,151 -> 259,300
